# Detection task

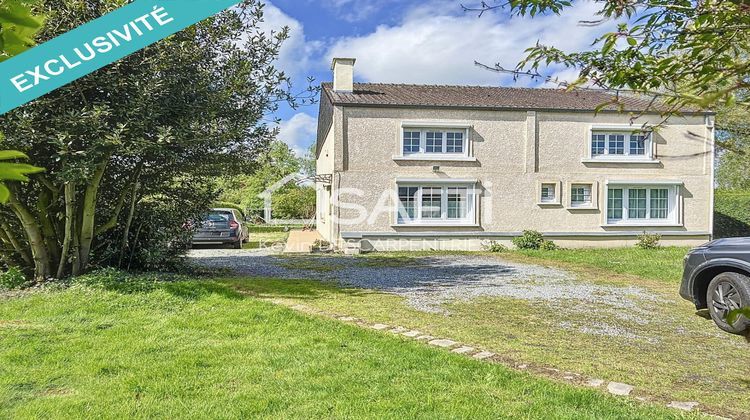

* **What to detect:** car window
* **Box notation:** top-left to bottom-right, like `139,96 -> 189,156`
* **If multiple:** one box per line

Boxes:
205,211 -> 232,222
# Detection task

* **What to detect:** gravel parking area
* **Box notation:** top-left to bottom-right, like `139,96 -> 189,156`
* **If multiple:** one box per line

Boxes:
188,249 -> 663,318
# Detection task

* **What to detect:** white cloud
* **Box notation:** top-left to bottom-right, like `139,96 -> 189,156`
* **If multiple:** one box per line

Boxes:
325,1 -> 616,86
319,0 -> 402,22
277,113 -> 317,156
257,3 -> 322,78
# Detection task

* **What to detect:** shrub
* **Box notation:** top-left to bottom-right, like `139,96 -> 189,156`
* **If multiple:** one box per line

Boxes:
714,190 -> 750,238
312,239 -> 332,252
636,232 -> 662,249
213,201 -> 246,219
0,267 -> 27,290
512,230 -> 545,250
540,240 -> 559,251
485,241 -> 508,252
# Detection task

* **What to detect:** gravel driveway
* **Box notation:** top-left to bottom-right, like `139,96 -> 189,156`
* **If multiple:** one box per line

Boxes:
188,248 -> 664,325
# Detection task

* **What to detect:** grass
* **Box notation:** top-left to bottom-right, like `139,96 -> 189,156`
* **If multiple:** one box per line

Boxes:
0,274 -> 685,419
506,246 -> 691,284
243,231 -> 289,250
225,248 -> 750,418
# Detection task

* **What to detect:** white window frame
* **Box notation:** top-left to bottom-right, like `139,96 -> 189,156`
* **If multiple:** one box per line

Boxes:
395,122 -> 475,161
537,180 -> 562,206
567,181 -> 598,209
584,125 -> 659,163
604,181 -> 682,226
394,179 -> 478,226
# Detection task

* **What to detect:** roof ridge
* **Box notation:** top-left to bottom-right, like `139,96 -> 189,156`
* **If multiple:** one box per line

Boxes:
322,81 -> 621,94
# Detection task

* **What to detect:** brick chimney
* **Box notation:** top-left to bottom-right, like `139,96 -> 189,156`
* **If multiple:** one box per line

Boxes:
331,57 -> 355,92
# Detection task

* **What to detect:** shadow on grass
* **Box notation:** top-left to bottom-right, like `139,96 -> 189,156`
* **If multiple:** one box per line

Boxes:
72,267 -> 373,304
221,276 -> 375,301
72,269 -> 245,301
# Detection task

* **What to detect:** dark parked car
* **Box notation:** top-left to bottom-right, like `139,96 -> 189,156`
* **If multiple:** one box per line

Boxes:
681,237 -> 750,334
191,208 -> 248,249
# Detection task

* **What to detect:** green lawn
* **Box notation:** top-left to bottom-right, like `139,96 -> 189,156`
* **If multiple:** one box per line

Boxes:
508,246 -> 691,283
0,273 -> 687,419
225,248 -> 749,418
243,230 -> 289,250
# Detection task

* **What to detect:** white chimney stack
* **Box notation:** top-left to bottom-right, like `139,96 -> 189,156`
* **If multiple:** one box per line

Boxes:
331,57 -> 355,92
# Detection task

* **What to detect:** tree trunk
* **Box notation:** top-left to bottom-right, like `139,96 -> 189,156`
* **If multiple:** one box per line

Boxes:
36,189 -> 60,267
118,166 -> 142,268
57,183 -> 76,279
7,190 -> 52,280
78,161 -> 108,272
0,221 -> 32,265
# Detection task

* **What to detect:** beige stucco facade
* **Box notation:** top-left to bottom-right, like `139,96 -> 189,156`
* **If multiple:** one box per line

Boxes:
316,104 -> 714,251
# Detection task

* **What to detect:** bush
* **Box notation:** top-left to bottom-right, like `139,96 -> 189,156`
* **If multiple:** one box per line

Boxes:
512,230 -> 545,250
714,190 -> 750,238
636,232 -> 662,249
540,240 -> 559,251
0,267 -> 27,290
485,241 -> 508,252
213,201 -> 246,219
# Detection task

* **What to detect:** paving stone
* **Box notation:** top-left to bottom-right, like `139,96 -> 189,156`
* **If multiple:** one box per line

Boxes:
371,324 -> 389,330
607,382 -> 634,396
452,346 -> 475,354
338,316 -> 357,322
428,339 -> 458,348
667,401 -> 699,411
517,364 -> 528,369
390,326 -> 408,334
472,351 -> 495,360
401,330 -> 422,338
585,379 -> 605,387
415,335 -> 434,341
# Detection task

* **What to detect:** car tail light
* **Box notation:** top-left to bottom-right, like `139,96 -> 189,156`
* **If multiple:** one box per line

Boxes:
229,220 -> 239,229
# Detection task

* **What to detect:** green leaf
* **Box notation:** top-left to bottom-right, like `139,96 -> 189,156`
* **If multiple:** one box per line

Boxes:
0,150 -> 28,160
0,162 -> 44,182
0,183 -> 9,203
627,37 -> 637,46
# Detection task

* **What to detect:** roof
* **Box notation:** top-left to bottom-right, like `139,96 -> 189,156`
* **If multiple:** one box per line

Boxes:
320,82 -> 706,114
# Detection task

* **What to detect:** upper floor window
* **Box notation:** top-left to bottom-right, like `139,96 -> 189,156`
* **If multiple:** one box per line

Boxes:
403,128 -> 465,155
588,128 -> 654,162
396,124 -> 473,161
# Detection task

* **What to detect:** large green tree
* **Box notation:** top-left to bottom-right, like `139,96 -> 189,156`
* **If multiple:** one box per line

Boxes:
0,0 -> 304,279
466,0 -> 750,112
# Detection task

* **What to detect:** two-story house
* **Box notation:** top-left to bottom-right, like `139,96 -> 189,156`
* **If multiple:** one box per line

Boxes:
315,57 -> 715,252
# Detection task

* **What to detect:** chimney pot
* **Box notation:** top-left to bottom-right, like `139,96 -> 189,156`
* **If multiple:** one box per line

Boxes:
331,57 -> 355,92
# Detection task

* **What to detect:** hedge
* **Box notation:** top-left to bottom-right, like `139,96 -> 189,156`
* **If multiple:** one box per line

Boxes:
714,190 -> 750,238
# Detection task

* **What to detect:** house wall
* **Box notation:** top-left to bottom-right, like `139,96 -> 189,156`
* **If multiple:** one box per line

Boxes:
320,106 -> 713,250
315,118 -> 336,242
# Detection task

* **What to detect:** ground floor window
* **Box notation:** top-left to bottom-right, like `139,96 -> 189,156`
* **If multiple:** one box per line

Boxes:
397,184 -> 475,225
606,184 -> 678,225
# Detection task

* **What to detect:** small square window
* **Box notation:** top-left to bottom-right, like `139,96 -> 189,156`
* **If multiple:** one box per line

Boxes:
541,183 -> 557,203
570,184 -> 592,207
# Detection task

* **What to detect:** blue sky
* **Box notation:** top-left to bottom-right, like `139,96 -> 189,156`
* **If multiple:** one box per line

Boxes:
262,0 -> 614,156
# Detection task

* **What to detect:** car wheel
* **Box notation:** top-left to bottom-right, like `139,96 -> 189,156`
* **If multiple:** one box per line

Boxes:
707,272 -> 750,335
